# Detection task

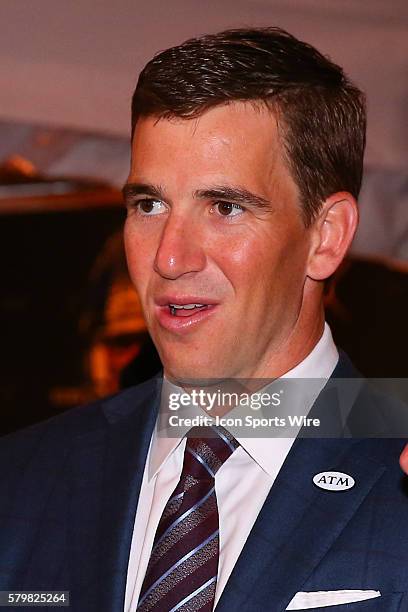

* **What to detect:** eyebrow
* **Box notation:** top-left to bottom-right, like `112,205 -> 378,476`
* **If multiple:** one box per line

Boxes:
122,183 -> 166,202
122,182 -> 272,211
194,186 -> 271,210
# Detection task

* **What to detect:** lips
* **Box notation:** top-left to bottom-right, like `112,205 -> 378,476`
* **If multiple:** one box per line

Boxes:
154,296 -> 218,332
155,296 -> 218,307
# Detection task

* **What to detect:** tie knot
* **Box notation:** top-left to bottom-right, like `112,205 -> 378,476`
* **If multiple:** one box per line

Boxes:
182,426 -> 239,480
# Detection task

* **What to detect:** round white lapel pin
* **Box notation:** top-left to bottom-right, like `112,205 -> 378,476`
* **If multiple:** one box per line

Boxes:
313,471 -> 355,491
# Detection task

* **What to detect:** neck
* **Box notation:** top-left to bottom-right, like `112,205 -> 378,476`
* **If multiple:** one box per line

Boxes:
243,281 -> 326,379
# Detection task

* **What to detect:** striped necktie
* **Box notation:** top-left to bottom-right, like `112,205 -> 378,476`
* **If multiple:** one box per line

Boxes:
137,426 -> 239,612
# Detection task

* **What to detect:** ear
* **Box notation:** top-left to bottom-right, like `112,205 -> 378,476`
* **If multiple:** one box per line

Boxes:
307,192 -> 358,281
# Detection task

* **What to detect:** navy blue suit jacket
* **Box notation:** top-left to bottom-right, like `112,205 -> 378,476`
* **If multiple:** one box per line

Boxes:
1,354 -> 408,611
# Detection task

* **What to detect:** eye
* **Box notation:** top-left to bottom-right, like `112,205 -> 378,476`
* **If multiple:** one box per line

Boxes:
213,201 -> 244,217
134,198 -> 166,216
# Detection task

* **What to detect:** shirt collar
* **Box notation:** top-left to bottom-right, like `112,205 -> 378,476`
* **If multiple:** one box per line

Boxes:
148,322 -> 338,480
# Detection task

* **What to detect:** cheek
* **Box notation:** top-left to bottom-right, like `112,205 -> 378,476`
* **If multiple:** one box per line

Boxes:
211,233 -> 270,300
123,224 -> 153,292
212,226 -> 307,308
211,229 -> 261,268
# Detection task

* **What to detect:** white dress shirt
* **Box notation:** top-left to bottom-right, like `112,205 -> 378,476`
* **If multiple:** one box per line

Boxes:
124,323 -> 339,611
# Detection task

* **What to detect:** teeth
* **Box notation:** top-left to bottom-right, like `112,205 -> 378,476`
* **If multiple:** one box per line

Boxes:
169,303 -> 205,309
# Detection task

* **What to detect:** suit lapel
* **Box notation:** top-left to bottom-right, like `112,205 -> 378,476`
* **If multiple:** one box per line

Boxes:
216,354 -> 386,612
69,378 -> 161,612
216,437 -> 386,612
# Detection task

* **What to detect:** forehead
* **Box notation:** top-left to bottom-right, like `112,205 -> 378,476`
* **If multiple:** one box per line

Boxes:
129,102 -> 296,199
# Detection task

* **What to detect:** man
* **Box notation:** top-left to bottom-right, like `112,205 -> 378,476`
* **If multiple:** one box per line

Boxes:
1,28 -> 407,612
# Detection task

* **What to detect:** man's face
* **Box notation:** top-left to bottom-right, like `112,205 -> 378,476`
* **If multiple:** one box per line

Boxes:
124,102 -> 314,381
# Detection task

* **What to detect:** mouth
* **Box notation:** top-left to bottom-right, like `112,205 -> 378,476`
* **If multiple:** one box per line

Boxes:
154,297 -> 218,332
168,303 -> 209,317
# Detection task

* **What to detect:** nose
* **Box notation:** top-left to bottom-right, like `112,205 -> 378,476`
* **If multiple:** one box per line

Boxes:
154,213 -> 206,280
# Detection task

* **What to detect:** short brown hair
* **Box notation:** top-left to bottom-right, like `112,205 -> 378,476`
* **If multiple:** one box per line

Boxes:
131,27 -> 366,225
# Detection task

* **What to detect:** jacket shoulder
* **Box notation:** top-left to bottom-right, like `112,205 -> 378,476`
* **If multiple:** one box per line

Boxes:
0,376 -> 160,470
